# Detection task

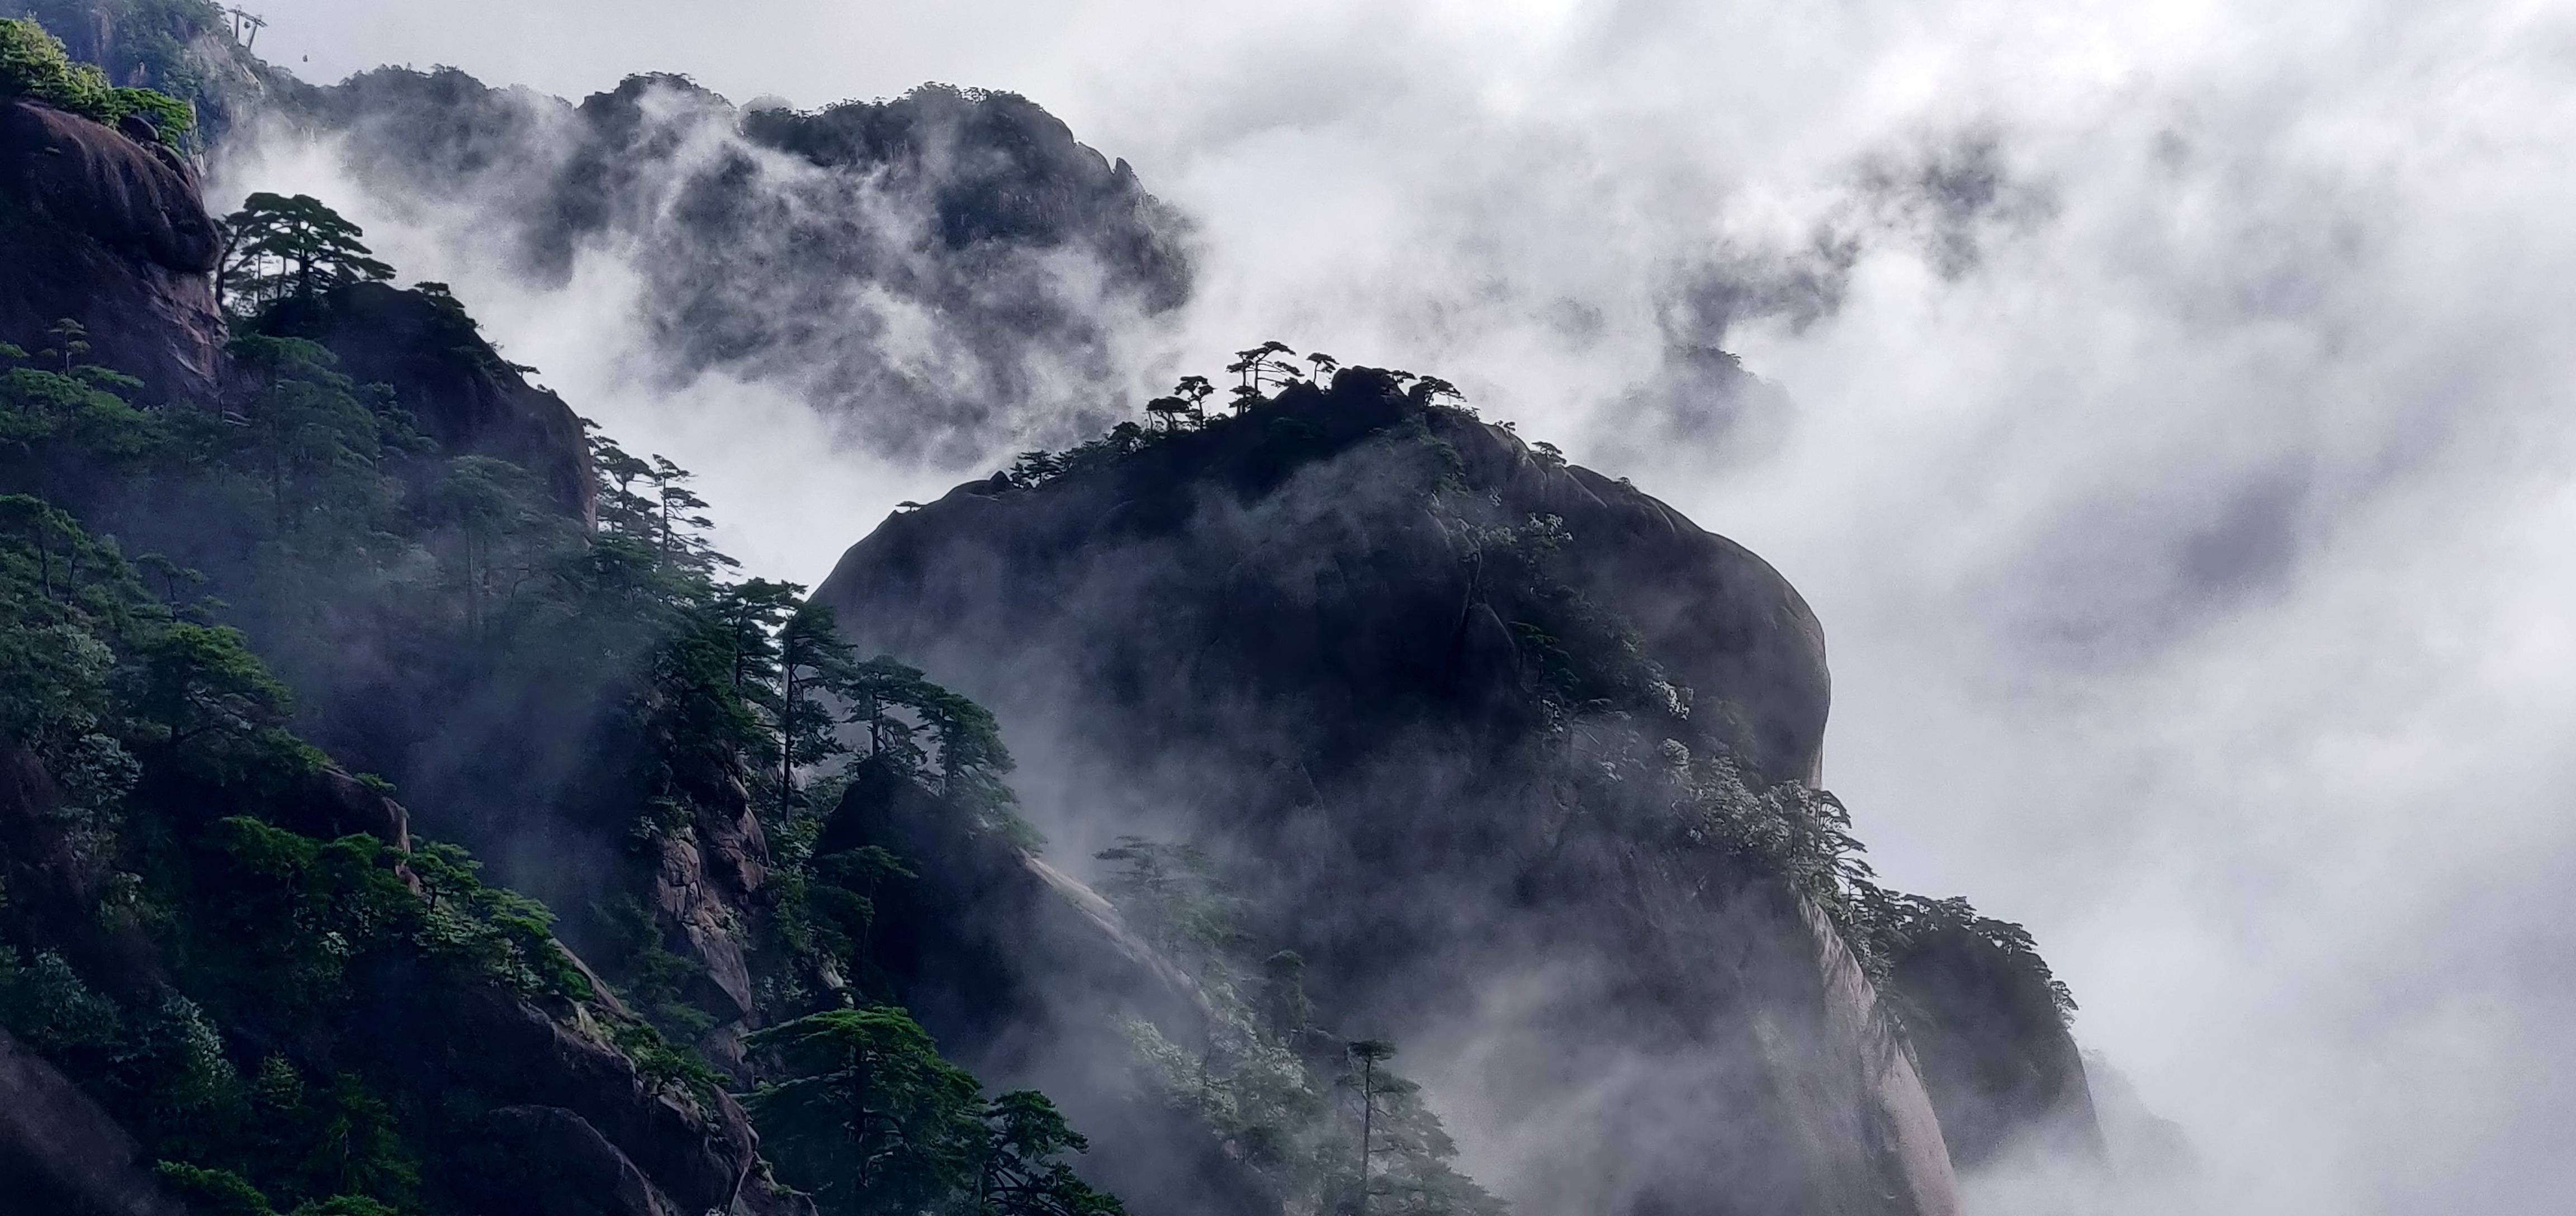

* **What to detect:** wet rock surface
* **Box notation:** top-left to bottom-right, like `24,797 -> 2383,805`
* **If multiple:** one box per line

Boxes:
0,98 -> 226,400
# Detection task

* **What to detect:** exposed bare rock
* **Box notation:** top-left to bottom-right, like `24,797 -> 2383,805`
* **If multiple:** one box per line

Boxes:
811,374 -> 1940,1215
1889,919 -> 2106,1170
361,977 -> 808,1216
0,98 -> 225,400
280,764 -> 415,850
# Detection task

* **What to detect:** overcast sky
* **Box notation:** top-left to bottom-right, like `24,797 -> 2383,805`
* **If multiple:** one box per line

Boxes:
223,2 -> 2576,1210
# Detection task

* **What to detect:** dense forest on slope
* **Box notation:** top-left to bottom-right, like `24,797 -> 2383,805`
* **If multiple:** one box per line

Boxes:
2,21 -> 1138,1215
1,7 -> 2114,1216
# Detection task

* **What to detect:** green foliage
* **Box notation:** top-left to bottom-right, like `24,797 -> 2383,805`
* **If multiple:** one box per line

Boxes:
593,895 -> 716,1038
602,1008 -> 727,1108
0,495 -> 603,1212
155,1159 -> 409,1216
0,362 -> 162,457
157,1162 -> 278,1216
0,16 -> 195,144
0,947 -> 121,1054
747,1006 -> 986,1215
1451,510 -> 1683,723
1659,746 -> 1873,921
0,245 -> 1115,1216
756,590 -> 866,821
746,1008 -> 1122,1216
847,654 -> 935,775
1100,842 -> 1498,1216
406,840 -> 594,1003
426,455 -> 562,635
125,620 -> 317,785
1094,836 -> 1249,967
973,1090 -> 1126,1216
1853,889 -> 2078,1021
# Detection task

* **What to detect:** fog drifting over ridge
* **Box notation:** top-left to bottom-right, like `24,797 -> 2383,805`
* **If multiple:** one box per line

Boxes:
220,1 -> 2576,1212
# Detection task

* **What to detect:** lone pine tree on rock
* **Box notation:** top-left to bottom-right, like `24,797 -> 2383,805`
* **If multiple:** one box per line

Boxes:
218,193 -> 394,315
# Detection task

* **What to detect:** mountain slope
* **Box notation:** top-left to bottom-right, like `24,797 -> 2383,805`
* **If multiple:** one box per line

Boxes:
1,71 -> 1129,1216
811,375 -> 2032,1214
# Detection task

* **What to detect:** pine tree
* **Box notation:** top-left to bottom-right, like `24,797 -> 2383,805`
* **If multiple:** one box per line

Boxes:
774,600 -> 862,815
217,193 -> 394,314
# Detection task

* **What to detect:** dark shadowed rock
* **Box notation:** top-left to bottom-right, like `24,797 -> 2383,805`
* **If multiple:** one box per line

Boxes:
262,281 -> 599,521
361,976 -> 808,1216
2083,1052 -> 2197,1188
811,374 -> 1947,1216
0,98 -> 225,400
15,0 -> 312,144
0,1025 -> 188,1216
646,772 -> 773,1067
1890,922 -> 2106,1171
278,764 -> 415,850
820,371 -> 1827,788
0,738 -> 803,1216
463,1105 -> 689,1216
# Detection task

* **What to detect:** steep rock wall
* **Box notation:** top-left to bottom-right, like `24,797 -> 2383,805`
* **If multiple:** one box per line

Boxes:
811,374 -> 1941,1215
0,98 -> 225,400
1889,922 -> 2105,1171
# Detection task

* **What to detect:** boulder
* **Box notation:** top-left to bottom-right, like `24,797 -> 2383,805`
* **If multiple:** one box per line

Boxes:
360,977 -> 809,1216
0,98 -> 226,401
280,765 -> 414,851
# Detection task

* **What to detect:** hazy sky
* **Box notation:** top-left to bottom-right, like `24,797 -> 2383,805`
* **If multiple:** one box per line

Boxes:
220,2 -> 2576,1211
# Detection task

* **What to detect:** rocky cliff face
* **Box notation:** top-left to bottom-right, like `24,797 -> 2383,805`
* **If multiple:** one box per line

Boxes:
10,0 -> 314,141
0,97 -> 225,400
811,374 -> 1944,1215
1888,919 -> 2105,1171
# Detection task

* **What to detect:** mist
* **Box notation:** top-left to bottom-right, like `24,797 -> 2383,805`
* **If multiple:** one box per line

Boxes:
211,0 -> 2576,1212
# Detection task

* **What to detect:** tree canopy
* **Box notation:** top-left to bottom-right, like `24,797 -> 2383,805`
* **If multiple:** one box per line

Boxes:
745,1008 -> 1123,1216
218,193 -> 396,315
